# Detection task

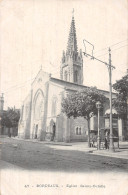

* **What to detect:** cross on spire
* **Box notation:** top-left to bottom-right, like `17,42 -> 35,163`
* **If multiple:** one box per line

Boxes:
72,8 -> 74,18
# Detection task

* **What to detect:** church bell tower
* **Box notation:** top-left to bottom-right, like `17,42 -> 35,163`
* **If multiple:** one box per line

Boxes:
60,13 -> 83,85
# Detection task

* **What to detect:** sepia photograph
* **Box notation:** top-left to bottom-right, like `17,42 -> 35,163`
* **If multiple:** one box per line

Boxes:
0,0 -> 128,194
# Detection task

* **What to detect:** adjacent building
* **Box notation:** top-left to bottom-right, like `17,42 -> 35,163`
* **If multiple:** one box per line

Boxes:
0,94 -> 20,137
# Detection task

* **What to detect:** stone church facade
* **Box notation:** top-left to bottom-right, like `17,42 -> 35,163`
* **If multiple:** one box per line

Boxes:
18,16 -> 127,142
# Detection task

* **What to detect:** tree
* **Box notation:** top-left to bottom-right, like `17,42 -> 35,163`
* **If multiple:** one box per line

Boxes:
112,73 -> 128,134
112,74 -> 128,119
113,74 -> 128,96
1,108 -> 20,136
61,87 -> 107,147
112,94 -> 127,119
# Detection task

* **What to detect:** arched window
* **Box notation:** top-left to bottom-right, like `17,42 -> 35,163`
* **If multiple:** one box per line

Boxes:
76,127 -> 78,135
34,92 -> 44,120
64,71 -> 68,81
78,127 -> 81,135
75,126 -> 82,135
51,97 -> 57,116
74,70 -> 78,83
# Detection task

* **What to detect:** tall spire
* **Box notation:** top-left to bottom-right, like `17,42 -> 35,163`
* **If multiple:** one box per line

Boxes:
60,11 -> 83,85
66,11 -> 78,56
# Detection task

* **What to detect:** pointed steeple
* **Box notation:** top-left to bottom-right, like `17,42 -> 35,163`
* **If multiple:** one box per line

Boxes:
60,11 -> 83,85
66,15 -> 78,57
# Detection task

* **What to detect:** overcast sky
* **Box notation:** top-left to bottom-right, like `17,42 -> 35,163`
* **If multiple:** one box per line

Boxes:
0,0 -> 128,109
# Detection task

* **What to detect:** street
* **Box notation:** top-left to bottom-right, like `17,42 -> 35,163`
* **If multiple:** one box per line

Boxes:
0,137 -> 128,195
0,137 -> 128,173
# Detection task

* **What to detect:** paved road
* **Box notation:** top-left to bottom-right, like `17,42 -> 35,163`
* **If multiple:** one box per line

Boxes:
0,138 -> 128,173
1,138 -> 128,195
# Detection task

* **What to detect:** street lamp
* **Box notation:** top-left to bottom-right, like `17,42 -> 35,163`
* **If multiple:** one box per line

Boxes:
96,101 -> 101,150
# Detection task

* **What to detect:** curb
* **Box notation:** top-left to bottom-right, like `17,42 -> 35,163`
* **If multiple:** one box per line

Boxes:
10,137 -> 72,146
1,137 -> 128,160
90,150 -> 128,160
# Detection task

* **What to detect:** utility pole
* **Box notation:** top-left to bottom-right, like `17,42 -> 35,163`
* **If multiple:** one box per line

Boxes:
108,48 -> 114,152
126,69 -> 128,134
83,40 -> 115,152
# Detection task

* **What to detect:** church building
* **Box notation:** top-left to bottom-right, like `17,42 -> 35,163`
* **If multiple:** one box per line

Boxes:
18,15 -> 126,142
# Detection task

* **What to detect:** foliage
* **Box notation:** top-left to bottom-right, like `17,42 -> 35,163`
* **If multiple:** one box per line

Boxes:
61,87 -> 107,147
62,87 -> 107,120
112,74 -> 128,119
112,94 -> 127,119
113,74 -> 128,96
1,108 -> 20,128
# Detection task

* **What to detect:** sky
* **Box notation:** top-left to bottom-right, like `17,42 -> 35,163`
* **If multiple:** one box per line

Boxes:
0,0 -> 128,109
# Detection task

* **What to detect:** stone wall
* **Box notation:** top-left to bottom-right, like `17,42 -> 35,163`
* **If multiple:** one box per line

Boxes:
56,114 -> 65,142
69,117 -> 88,142
18,92 -> 31,139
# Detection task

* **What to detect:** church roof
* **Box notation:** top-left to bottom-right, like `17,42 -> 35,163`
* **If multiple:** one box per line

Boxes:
50,76 -> 117,96
50,76 -> 87,91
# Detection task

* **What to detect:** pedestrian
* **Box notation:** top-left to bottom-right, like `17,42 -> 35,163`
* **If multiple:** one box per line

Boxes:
105,131 -> 109,149
106,134 -> 109,149
51,123 -> 56,141
53,123 -> 56,141
92,137 -> 95,147
105,137 -> 107,149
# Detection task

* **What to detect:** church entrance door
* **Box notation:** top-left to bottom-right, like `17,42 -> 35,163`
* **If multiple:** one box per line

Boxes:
35,124 -> 38,139
52,123 -> 56,141
51,122 -> 56,141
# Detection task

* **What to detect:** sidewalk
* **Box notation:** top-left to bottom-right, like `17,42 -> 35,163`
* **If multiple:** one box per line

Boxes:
11,137 -> 72,146
71,141 -> 128,160
91,148 -> 128,160
2,136 -> 128,160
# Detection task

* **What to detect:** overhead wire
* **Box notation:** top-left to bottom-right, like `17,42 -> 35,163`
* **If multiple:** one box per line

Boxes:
1,40 -> 128,94
91,39 -> 128,55
84,43 -> 128,63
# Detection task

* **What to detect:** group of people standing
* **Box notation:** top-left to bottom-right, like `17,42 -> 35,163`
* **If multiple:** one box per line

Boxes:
90,131 -> 109,150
